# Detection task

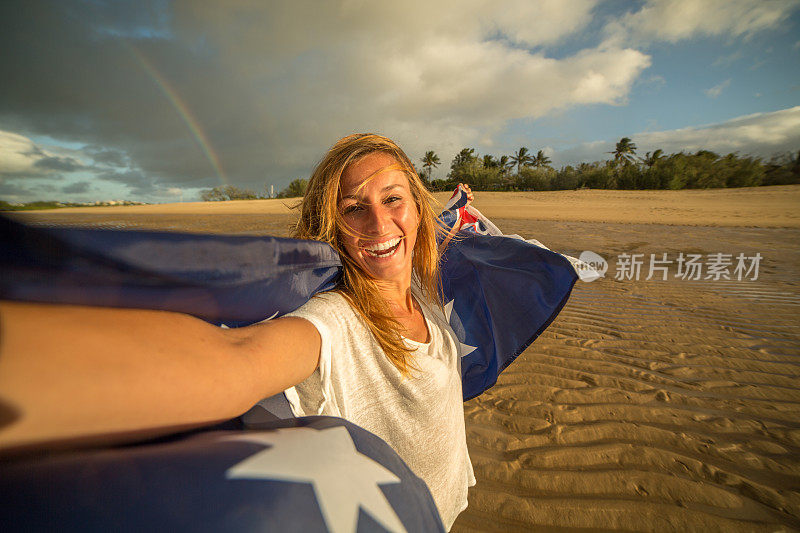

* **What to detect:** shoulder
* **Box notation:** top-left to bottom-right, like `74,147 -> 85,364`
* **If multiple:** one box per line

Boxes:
284,291 -> 362,341
288,290 -> 351,318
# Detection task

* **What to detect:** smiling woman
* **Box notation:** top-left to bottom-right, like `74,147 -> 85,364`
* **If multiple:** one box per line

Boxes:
285,134 -> 476,528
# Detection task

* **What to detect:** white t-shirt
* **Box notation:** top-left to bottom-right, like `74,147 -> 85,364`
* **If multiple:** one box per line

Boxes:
284,290 -> 476,530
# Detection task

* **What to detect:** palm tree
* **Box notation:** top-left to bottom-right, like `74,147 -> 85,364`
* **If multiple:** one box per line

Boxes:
482,154 -> 497,168
498,155 -> 512,174
510,147 -> 532,175
421,151 -> 441,181
643,149 -> 663,168
532,150 -> 552,169
610,137 -> 638,165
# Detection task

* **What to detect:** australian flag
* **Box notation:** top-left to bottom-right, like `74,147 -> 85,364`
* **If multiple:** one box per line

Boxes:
0,189 -> 580,530
0,191 -> 580,399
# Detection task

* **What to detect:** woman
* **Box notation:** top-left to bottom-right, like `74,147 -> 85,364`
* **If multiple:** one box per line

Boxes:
0,133 -> 475,528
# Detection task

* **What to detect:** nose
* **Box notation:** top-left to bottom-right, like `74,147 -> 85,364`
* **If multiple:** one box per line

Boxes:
363,203 -> 389,236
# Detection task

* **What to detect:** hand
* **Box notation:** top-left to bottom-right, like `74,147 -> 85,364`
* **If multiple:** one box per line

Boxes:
440,183 -> 474,252
459,183 -> 474,206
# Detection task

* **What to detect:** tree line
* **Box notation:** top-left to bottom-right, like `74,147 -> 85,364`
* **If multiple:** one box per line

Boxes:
200,138 -> 800,201
200,178 -> 308,201
419,138 -> 800,192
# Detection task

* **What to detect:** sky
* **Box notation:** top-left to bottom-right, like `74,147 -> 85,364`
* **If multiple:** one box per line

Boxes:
1,0 -> 799,204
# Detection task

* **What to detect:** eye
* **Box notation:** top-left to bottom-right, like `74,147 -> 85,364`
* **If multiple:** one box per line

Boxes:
384,195 -> 402,204
342,203 -> 363,215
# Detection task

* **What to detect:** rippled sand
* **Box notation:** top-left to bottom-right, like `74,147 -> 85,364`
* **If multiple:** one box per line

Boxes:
12,185 -> 800,531
453,221 -> 800,532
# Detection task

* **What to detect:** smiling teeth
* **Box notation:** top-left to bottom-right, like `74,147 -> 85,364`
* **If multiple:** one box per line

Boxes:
364,237 -> 401,252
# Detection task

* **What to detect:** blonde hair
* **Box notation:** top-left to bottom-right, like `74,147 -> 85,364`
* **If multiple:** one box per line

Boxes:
294,133 -> 443,375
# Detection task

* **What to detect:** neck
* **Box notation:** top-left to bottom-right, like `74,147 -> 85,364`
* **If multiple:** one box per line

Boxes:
375,277 -> 415,314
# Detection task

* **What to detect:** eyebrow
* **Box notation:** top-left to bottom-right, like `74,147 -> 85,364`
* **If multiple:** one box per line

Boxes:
339,183 -> 402,202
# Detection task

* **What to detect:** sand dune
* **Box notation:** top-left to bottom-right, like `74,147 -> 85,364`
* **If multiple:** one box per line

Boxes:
12,185 -> 800,531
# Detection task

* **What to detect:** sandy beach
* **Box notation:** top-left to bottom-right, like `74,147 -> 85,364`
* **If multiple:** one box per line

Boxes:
11,184 -> 800,531
22,183 -> 800,228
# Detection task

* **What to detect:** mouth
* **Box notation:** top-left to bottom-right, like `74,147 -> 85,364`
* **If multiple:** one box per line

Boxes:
361,236 -> 403,258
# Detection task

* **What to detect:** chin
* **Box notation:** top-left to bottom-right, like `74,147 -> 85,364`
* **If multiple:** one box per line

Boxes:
358,255 -> 410,283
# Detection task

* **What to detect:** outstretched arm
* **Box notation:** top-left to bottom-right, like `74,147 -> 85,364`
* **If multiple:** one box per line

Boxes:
0,301 -> 320,453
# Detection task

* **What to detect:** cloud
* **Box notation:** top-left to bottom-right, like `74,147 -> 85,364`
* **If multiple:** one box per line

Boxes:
0,128 -> 198,202
636,106 -> 800,156
33,155 -> 87,172
1,0 -> 795,203
96,168 -> 159,195
62,181 -> 91,194
0,130 -> 90,177
0,0 -> 650,199
605,0 -> 800,45
557,106 -> 800,165
487,0 -> 598,47
86,147 -> 130,167
0,180 -> 38,201
0,174 -> 65,202
0,130 -> 42,175
705,79 -> 731,98
640,74 -> 666,88
713,51 -> 744,68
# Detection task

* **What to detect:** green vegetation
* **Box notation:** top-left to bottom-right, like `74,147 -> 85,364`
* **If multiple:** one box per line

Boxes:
275,178 -> 308,199
0,200 -> 68,211
268,141 -> 797,197
199,178 -> 307,201
200,185 -> 259,201
0,200 -> 145,211
533,150 -> 551,169
510,147 -> 532,176
7,140 -> 797,210
422,139 -> 800,192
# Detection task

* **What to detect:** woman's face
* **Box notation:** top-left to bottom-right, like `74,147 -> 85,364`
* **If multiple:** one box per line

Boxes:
337,152 -> 419,286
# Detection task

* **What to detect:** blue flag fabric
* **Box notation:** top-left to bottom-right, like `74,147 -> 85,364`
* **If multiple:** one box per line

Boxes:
438,186 -> 579,399
0,215 -> 341,328
0,415 -> 445,533
440,236 -> 577,399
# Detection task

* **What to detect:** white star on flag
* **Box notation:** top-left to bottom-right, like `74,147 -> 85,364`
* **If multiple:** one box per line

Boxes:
224,426 -> 406,533
443,299 -> 477,357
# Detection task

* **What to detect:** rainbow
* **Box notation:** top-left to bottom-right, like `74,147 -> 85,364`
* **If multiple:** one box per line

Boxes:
128,46 -> 228,186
